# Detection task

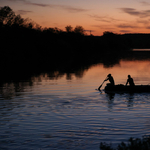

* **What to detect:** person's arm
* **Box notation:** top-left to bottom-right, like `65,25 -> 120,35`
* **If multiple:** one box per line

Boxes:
104,77 -> 108,81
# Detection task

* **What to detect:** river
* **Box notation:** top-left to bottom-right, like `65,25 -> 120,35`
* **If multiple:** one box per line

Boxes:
1,59 -> 150,150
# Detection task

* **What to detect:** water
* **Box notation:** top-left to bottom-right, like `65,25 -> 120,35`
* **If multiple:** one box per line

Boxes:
1,60 -> 150,150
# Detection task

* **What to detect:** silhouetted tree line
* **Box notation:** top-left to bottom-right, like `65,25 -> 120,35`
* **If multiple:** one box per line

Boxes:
123,33 -> 150,49
0,6 -> 149,81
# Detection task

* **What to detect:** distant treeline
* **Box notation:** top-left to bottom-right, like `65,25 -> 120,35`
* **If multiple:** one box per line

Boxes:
0,6 -> 150,81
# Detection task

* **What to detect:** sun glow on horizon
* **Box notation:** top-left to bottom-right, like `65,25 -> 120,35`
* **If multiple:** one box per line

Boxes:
1,0 -> 150,35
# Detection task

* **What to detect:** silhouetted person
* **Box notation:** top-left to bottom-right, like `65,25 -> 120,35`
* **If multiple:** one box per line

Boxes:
105,74 -> 115,86
126,75 -> 135,86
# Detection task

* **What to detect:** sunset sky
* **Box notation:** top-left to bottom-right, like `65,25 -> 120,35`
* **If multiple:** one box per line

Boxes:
1,0 -> 150,35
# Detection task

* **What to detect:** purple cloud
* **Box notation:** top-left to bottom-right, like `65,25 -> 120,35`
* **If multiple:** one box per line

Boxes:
136,19 -> 150,24
6,0 -> 89,13
117,24 -> 137,29
119,30 -> 131,33
62,6 -> 89,13
17,10 -> 33,15
140,1 -> 150,5
25,1 -> 51,7
120,8 -> 150,18
88,14 -> 122,23
7,0 -> 26,2
146,26 -> 150,29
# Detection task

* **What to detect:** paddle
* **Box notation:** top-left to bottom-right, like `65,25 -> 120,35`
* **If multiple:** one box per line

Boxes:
98,79 -> 106,91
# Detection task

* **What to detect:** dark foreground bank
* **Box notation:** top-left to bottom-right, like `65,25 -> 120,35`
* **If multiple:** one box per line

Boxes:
100,136 -> 150,150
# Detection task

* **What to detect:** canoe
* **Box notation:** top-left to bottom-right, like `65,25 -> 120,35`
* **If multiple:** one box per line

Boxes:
104,84 -> 150,93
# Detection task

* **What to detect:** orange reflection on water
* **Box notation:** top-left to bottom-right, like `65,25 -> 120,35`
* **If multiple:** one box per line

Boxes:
30,60 -> 150,93
84,60 -> 150,86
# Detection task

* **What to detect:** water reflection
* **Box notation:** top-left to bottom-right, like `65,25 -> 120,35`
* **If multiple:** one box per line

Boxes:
0,82 -> 31,100
1,58 -> 150,101
105,92 -> 138,109
1,60 -> 150,150
106,93 -> 115,110
126,93 -> 134,107
106,93 -> 115,100
105,92 -> 134,110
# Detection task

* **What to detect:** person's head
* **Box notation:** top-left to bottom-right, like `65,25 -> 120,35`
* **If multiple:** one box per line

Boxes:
128,75 -> 131,78
107,74 -> 111,77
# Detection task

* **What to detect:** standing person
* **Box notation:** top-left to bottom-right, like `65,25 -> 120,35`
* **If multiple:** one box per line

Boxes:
105,74 -> 115,86
126,75 -> 135,86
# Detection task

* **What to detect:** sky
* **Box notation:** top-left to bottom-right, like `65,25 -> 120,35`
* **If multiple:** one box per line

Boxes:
1,0 -> 150,35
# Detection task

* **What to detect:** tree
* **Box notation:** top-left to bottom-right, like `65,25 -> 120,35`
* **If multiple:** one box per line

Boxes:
103,31 -> 116,37
65,25 -> 73,32
74,25 -> 85,35
12,14 -> 24,27
0,6 -> 15,25
45,27 -> 55,33
0,6 -> 40,29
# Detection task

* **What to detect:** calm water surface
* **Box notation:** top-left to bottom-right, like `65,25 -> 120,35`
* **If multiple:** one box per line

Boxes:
1,60 -> 150,150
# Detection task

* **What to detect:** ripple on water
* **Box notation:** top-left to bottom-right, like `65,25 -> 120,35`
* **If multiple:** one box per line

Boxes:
1,81 -> 150,149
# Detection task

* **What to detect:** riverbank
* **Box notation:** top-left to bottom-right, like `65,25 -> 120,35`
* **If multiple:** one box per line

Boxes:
100,136 -> 150,150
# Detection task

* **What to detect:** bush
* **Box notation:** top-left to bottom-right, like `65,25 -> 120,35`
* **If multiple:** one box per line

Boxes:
100,136 -> 150,150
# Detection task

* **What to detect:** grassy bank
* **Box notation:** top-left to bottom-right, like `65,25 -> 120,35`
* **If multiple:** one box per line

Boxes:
100,136 -> 150,150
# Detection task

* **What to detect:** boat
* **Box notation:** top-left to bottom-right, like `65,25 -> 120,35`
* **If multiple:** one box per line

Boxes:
104,84 -> 150,93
